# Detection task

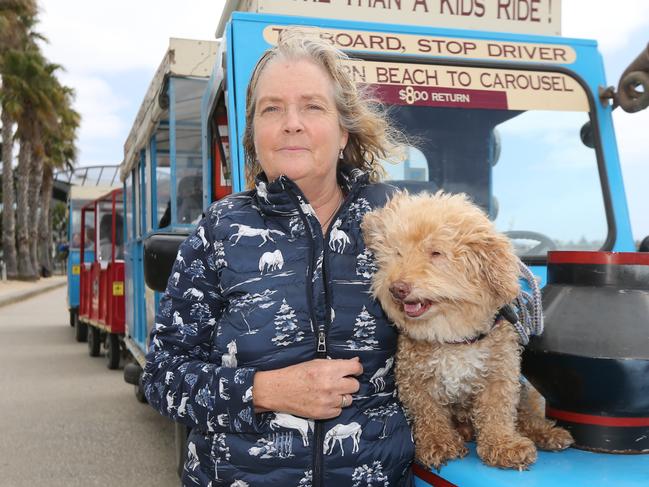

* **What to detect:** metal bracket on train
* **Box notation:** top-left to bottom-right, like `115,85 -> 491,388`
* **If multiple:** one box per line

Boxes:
599,42 -> 649,112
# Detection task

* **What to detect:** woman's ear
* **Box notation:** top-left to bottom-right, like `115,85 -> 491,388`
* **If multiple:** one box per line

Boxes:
339,128 -> 349,152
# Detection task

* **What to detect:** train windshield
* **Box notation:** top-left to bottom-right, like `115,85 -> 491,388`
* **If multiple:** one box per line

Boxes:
351,60 -> 608,257
70,200 -> 91,249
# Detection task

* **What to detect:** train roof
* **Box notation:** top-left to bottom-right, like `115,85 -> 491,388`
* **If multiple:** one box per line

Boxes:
120,37 -> 219,181
68,185 -> 120,202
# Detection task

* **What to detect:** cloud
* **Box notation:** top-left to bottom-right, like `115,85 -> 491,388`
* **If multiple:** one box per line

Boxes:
38,0 -> 226,74
613,109 -> 649,166
34,1 -> 649,240
562,0 -> 649,54
58,72 -> 127,140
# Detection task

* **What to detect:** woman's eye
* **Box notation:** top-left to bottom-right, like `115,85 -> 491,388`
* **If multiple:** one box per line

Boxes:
306,104 -> 324,111
261,105 -> 279,114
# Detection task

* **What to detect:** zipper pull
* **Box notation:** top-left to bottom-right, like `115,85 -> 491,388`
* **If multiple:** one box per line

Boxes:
317,331 -> 327,354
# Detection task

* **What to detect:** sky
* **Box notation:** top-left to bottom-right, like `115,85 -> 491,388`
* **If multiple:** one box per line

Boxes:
37,0 -> 649,241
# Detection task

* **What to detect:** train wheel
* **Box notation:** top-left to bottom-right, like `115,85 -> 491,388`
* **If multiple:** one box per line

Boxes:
135,378 -> 147,404
106,333 -> 121,370
88,326 -> 101,357
75,320 -> 88,343
175,423 -> 189,478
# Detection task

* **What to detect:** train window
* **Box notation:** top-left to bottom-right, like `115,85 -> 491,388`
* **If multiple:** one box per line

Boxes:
349,59 -> 607,257
70,209 -> 82,248
210,92 -> 232,201
492,110 -> 606,254
154,125 -> 171,228
140,150 -> 148,234
69,200 -> 89,249
81,207 -> 96,258
125,175 -> 133,242
114,199 -> 125,260
133,167 -> 141,239
97,201 -> 113,261
173,77 -> 206,225
144,142 -> 152,233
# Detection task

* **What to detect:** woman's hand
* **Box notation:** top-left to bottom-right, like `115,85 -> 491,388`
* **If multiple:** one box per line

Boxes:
252,358 -> 363,419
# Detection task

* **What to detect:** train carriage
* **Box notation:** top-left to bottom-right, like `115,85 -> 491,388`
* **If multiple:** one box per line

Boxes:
119,38 -> 219,395
208,1 -> 649,485
66,182 -> 119,342
78,188 -> 126,369
119,0 -> 649,483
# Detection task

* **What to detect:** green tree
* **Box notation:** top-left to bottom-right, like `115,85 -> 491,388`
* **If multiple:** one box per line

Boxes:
0,0 -> 38,278
39,85 -> 79,275
4,47 -> 59,279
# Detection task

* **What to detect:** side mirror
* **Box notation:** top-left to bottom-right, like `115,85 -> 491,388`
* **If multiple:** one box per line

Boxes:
143,232 -> 188,292
580,120 -> 595,148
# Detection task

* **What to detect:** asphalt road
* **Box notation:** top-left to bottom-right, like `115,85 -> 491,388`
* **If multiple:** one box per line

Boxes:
0,287 -> 179,486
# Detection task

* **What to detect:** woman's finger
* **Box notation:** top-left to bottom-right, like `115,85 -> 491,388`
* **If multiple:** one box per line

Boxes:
336,376 -> 361,394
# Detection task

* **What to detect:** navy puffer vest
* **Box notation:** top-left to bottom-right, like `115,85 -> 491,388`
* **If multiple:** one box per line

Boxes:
143,167 -> 414,486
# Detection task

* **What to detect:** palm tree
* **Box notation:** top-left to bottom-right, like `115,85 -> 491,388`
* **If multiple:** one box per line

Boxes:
0,88 -> 18,278
38,86 -> 79,275
27,61 -> 62,274
0,1 -> 38,49
0,0 -> 39,279
3,47 -> 58,279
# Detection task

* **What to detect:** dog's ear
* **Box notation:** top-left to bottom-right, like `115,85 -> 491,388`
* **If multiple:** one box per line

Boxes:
471,232 -> 521,306
361,190 -> 407,250
361,209 -> 387,252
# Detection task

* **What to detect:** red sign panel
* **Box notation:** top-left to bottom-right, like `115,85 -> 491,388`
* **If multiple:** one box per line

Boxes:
371,84 -> 508,110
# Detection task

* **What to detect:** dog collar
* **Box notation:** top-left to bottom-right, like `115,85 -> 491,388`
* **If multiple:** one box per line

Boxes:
445,332 -> 490,345
445,305 -> 518,345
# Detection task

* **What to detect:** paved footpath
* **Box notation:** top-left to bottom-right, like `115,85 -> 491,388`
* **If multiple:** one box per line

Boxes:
0,287 -> 179,486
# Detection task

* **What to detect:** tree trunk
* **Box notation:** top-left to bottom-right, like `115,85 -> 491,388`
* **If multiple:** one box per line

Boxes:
28,144 -> 44,275
15,138 -> 36,280
1,109 -> 18,278
38,165 -> 53,275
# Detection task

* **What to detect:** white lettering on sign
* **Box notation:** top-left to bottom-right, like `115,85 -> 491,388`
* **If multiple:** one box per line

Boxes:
255,0 -> 561,36
398,86 -> 471,104
263,26 -> 576,63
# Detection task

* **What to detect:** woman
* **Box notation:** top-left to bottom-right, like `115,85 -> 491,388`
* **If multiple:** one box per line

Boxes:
143,29 -> 415,486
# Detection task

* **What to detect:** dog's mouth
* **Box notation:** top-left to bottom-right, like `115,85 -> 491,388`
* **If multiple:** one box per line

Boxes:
401,299 -> 434,318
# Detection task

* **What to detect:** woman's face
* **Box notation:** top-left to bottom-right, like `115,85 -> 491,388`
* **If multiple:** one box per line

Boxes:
252,57 -> 348,189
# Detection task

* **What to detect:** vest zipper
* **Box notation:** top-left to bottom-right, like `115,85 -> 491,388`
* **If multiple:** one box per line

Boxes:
284,189 -> 325,487
286,182 -> 356,487
314,189 -> 355,487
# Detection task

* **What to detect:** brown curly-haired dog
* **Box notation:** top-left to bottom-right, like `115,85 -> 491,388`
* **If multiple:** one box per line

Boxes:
361,191 -> 573,470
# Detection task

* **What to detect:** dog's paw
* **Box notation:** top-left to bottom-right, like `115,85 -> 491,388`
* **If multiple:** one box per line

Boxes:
416,437 -> 468,470
534,426 -> 574,451
477,435 -> 537,470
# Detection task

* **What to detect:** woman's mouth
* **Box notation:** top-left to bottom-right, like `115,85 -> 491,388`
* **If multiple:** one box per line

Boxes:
279,146 -> 308,152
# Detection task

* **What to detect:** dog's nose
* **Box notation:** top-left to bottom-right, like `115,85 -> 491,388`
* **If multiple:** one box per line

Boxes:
389,281 -> 411,300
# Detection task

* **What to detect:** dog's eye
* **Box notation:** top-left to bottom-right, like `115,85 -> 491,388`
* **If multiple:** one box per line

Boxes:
431,251 -> 442,258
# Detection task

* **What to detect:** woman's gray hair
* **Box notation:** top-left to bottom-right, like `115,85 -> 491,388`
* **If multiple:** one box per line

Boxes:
243,27 -> 407,188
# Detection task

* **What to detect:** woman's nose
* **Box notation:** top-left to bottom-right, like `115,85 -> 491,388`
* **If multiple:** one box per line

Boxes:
282,106 -> 303,133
